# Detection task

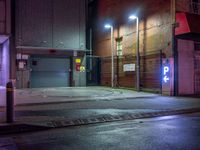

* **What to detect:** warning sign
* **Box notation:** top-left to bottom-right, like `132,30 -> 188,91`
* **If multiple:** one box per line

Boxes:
75,58 -> 81,63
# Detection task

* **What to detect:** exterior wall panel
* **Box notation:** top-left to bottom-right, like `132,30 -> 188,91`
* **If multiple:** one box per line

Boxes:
16,0 -> 53,47
79,0 -> 86,50
178,39 -> 195,95
16,0 -> 86,50
73,55 -> 86,86
53,0 -> 79,49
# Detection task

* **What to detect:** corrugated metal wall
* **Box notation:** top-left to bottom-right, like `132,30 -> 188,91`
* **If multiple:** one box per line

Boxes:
16,0 -> 52,47
16,0 -> 86,50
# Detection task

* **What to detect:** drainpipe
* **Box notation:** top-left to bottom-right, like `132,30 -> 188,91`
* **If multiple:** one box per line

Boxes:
10,0 -> 16,82
171,0 -> 178,96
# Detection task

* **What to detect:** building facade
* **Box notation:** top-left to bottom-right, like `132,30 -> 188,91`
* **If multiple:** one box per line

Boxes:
14,0 -> 88,88
93,0 -> 200,96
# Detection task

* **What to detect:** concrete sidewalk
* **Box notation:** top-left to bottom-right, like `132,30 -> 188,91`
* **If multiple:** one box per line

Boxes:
0,86 -> 158,123
14,87 -> 158,105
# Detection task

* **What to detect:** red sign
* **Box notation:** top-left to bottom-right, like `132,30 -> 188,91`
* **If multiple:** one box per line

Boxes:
76,64 -> 80,71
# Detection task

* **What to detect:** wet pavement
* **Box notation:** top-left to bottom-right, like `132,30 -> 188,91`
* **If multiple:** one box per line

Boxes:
1,113 -> 200,150
0,87 -> 200,135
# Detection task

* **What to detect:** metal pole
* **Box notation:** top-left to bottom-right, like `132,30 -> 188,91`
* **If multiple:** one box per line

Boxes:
89,28 -> 92,70
89,28 -> 93,82
111,26 -> 114,88
171,0 -> 178,96
136,18 -> 140,92
6,81 -> 14,123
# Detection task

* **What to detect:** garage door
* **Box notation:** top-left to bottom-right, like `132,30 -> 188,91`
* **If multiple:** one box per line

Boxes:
30,57 -> 70,88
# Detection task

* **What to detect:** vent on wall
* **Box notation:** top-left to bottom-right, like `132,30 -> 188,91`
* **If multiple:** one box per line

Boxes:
32,60 -> 37,66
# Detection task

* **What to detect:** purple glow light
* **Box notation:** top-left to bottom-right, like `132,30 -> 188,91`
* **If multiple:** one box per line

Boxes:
1,38 -> 10,86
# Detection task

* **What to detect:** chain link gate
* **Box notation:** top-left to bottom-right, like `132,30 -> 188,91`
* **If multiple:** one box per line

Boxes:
86,56 -> 101,86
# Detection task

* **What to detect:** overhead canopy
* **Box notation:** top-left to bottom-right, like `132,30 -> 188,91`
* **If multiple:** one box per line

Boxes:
176,13 -> 200,41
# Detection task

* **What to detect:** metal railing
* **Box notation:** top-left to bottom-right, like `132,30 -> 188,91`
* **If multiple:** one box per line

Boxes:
190,2 -> 200,15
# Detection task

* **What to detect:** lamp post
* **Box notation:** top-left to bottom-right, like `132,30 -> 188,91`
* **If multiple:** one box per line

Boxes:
129,15 -> 140,92
104,24 -> 114,87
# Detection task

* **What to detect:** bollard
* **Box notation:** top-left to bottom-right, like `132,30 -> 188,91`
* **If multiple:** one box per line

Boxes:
6,81 -> 14,123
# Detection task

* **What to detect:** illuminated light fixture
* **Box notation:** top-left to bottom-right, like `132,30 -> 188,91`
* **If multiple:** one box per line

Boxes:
104,24 -> 112,29
129,15 -> 138,20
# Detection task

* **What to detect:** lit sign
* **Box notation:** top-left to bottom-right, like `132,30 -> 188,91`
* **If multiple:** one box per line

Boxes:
75,58 -> 81,63
163,65 -> 170,83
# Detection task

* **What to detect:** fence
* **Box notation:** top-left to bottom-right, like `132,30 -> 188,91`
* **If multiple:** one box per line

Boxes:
100,50 -> 162,93
86,56 -> 101,86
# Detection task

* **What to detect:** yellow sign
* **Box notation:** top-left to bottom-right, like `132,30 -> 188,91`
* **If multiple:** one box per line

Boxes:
75,58 -> 81,63
80,66 -> 85,72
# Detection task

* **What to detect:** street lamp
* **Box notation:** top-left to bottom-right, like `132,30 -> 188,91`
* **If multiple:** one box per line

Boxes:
129,15 -> 140,92
104,24 -> 114,87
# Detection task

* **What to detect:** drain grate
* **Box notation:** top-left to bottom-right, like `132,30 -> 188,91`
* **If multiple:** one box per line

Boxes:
1,108 -> 200,135
47,108 -> 200,128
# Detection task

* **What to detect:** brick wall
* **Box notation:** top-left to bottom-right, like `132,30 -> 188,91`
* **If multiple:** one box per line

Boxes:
94,0 -> 172,56
94,0 -> 171,89
176,0 -> 191,13
101,52 -> 161,91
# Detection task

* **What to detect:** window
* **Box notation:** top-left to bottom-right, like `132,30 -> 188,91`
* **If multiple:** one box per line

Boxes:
194,42 -> 200,51
190,0 -> 200,14
116,37 -> 123,56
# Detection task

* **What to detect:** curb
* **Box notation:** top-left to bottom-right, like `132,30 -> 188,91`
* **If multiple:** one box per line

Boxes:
46,107 -> 200,128
0,124 -> 51,135
1,107 -> 200,135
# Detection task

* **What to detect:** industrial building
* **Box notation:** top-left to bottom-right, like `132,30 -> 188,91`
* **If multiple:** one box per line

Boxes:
1,0 -> 200,97
92,0 -> 200,96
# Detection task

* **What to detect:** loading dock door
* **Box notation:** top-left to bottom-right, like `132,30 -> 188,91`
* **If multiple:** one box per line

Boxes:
30,57 -> 70,88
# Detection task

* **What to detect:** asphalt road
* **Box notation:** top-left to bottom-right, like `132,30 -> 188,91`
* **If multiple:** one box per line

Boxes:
1,96 -> 200,125
1,113 -> 200,150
